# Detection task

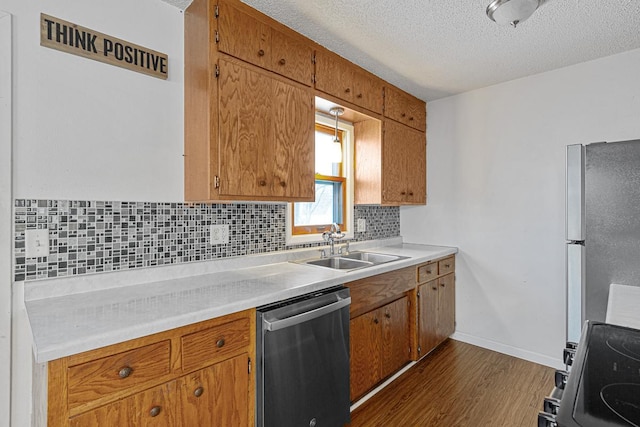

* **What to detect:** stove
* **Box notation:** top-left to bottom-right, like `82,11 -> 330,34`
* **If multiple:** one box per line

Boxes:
540,322 -> 640,427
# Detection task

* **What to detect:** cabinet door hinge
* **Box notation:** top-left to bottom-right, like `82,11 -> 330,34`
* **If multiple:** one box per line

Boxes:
215,64 -> 220,78
312,52 -> 316,64
215,30 -> 220,44
418,345 -> 422,354
215,4 -> 219,18
214,175 -> 220,189
417,291 -> 421,297
248,358 -> 252,374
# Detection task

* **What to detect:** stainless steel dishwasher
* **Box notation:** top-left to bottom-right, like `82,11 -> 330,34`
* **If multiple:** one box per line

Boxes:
256,286 -> 351,427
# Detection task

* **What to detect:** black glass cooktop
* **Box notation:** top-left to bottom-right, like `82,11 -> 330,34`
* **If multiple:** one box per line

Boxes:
560,322 -> 640,427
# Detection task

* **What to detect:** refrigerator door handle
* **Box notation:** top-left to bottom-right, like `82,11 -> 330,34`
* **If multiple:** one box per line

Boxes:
567,243 -> 585,343
566,144 -> 585,242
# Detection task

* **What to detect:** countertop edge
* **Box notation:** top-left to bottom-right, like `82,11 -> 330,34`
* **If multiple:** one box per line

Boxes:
28,242 -> 458,363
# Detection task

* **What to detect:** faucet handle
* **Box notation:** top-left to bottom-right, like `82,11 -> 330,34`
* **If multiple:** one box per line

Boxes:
319,248 -> 327,258
338,241 -> 350,255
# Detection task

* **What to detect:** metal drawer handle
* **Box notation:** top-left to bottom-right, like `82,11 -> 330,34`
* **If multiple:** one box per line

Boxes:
194,386 -> 204,397
216,338 -> 225,348
149,406 -> 161,417
118,366 -> 133,379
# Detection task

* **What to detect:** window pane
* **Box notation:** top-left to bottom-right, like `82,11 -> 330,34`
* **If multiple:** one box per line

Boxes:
294,180 -> 343,226
315,130 -> 341,176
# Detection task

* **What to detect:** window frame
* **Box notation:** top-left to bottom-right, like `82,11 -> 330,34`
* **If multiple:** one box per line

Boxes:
285,111 -> 354,245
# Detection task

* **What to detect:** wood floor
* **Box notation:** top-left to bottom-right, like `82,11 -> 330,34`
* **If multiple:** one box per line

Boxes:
347,339 -> 554,427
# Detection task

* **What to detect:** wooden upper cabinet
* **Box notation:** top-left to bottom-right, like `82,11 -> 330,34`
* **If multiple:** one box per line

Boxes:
384,85 -> 426,132
314,48 -> 383,114
271,29 -> 314,86
218,58 -> 315,201
217,1 -> 313,86
382,119 -> 426,205
217,2 -> 271,70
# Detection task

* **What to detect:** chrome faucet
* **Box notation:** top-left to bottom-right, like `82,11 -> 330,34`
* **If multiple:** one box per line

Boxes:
322,223 -> 345,256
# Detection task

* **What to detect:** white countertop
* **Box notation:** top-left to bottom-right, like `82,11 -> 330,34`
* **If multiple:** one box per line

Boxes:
25,238 -> 457,363
606,283 -> 640,329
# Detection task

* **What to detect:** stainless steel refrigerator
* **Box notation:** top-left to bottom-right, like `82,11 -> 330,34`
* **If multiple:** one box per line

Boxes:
566,139 -> 640,343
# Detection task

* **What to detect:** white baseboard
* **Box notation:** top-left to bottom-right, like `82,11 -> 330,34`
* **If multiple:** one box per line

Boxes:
452,332 -> 565,370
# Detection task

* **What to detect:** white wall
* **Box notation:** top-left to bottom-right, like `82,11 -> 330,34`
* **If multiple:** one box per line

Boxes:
1,11 -> 13,427
402,48 -> 640,367
8,0 -> 184,202
5,1 -> 184,424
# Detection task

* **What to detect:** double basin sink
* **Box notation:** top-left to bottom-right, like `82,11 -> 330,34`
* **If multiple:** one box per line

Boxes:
297,251 -> 409,272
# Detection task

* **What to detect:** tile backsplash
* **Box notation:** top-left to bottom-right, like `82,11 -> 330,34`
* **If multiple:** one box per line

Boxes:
14,200 -> 400,282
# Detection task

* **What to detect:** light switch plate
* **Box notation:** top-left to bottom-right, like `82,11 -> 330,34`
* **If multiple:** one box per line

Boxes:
210,224 -> 229,245
357,218 -> 367,233
25,229 -> 50,258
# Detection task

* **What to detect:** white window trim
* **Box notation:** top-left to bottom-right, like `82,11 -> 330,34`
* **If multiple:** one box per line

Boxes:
285,112 -> 354,246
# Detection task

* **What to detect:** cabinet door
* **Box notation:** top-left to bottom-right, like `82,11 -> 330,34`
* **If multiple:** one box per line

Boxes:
384,85 -> 426,131
272,78 -> 315,200
271,29 -> 313,86
382,120 -> 426,205
417,280 -> 439,358
352,68 -> 383,113
350,309 -> 381,402
177,354 -> 250,427
70,381 -> 176,427
314,49 -> 354,104
381,297 -> 410,379
217,1 -> 271,69
218,58 -> 314,200
437,274 -> 456,342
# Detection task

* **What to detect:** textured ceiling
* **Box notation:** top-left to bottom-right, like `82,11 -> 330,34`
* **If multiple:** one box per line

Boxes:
165,0 -> 640,101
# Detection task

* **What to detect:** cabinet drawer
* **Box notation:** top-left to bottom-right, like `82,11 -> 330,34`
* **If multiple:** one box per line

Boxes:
181,318 -> 250,372
67,340 -> 171,410
438,256 -> 455,276
417,262 -> 437,283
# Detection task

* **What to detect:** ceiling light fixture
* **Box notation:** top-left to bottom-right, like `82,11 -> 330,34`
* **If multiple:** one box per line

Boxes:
486,0 -> 540,28
329,107 -> 344,164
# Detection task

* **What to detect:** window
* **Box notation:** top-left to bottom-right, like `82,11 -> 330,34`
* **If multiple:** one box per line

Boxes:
286,112 -> 354,245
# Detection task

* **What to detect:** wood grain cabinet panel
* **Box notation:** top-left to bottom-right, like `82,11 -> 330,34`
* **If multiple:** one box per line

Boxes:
177,354 -> 251,427
382,119 -> 426,205
181,318 -> 250,373
416,256 -> 456,358
217,1 -> 271,70
350,296 -> 410,402
69,381 -> 177,427
217,57 -> 315,201
271,29 -> 313,86
384,85 -> 427,132
67,341 -> 171,410
315,48 -> 384,113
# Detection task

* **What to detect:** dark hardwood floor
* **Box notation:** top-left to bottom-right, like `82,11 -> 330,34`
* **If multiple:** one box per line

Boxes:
348,339 -> 555,427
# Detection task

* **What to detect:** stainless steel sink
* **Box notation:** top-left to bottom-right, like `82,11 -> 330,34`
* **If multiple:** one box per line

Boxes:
304,257 -> 373,270
341,251 -> 402,264
296,251 -> 409,271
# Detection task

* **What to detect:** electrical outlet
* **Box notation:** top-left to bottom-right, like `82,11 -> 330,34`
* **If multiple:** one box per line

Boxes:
25,229 -> 50,257
357,218 -> 367,233
210,224 -> 229,245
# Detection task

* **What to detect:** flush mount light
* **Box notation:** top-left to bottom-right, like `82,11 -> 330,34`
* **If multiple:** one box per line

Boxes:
486,0 -> 540,28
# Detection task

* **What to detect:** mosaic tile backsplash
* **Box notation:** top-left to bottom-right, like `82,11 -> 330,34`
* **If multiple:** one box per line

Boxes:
14,200 -> 400,282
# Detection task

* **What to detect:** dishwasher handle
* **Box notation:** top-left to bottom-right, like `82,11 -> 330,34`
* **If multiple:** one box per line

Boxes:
263,297 -> 351,332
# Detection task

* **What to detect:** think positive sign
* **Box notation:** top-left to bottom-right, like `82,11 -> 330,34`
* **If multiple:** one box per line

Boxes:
40,13 -> 168,80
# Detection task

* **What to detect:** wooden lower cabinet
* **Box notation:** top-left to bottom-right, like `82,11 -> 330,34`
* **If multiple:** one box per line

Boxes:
177,354 -> 250,426
48,309 -> 255,427
416,257 -> 456,358
350,296 -> 410,402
